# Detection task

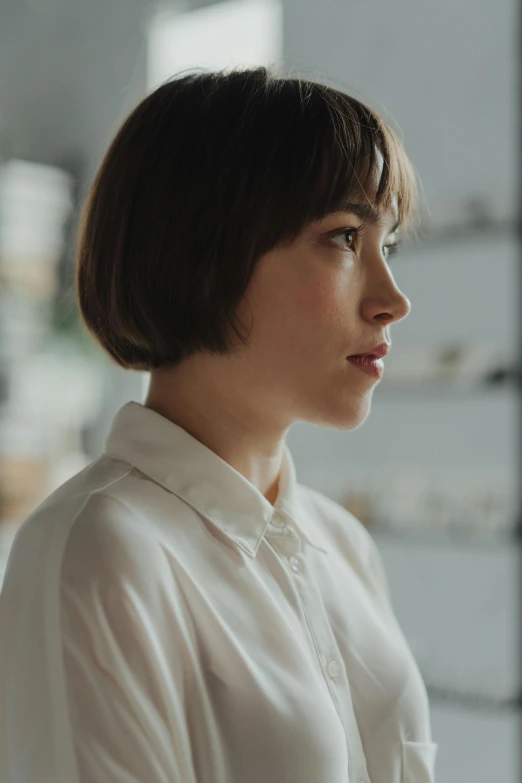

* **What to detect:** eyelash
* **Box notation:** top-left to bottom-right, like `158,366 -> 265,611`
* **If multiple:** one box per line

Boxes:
328,225 -> 401,260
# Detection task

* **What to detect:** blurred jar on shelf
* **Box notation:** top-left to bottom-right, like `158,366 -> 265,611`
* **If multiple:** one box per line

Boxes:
0,413 -> 49,525
365,463 -> 517,539
0,158 -> 73,302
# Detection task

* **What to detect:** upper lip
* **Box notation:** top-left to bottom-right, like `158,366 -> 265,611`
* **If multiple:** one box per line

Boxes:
348,343 -> 390,359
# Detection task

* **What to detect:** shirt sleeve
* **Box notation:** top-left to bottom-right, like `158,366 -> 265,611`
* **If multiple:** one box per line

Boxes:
59,495 -> 197,783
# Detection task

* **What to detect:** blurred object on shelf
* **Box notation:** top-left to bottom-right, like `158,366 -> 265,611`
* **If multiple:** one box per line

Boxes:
340,464 -> 516,539
0,359 -> 7,405
0,332 -> 106,526
0,286 -> 54,360
381,341 -> 517,389
0,457 -> 49,522
483,365 -> 521,387
4,333 -> 105,429
46,425 -> 91,494
0,413 -> 49,522
0,158 -> 73,301
0,514 -> 20,569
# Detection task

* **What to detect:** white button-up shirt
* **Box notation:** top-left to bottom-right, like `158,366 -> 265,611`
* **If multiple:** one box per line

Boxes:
0,401 -> 438,783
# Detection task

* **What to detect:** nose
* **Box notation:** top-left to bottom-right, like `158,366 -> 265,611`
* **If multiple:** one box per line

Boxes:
365,285 -> 411,326
388,289 -> 411,324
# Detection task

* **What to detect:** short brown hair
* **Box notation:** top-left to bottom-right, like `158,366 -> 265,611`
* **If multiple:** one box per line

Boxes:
75,66 -> 420,371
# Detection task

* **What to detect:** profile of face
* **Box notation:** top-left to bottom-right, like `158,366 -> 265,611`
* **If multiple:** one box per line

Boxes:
227,157 -> 411,433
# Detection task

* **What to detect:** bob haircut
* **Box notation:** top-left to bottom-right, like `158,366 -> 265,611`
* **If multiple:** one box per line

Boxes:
75,66 -> 420,371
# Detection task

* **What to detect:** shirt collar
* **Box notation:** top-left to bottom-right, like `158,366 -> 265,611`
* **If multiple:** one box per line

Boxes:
102,401 -> 328,558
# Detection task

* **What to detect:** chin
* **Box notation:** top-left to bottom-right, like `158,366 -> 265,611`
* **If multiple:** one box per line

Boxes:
331,412 -> 370,431
307,399 -> 373,431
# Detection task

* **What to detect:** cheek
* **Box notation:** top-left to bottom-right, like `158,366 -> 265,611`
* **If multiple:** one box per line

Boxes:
252,282 -> 334,361
293,279 -> 345,325
248,253 -> 350,352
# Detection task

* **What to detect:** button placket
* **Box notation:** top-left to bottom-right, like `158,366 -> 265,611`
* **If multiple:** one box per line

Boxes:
266,513 -> 303,562
327,659 -> 340,680
270,514 -> 286,529
267,512 -> 369,782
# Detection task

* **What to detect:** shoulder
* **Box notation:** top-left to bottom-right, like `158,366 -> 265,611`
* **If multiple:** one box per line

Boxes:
1,457 -> 156,603
61,489 -> 171,603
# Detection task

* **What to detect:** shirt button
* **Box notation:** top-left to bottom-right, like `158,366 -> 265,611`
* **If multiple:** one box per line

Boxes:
327,660 -> 340,679
270,514 -> 286,528
289,555 -> 301,573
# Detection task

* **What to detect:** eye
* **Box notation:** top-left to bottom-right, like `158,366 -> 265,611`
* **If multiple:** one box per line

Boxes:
328,227 -> 402,260
384,241 -> 401,260
328,227 -> 358,252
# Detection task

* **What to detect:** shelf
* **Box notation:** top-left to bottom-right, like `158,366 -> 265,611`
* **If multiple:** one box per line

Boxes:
369,525 -> 520,550
398,216 -> 517,252
424,682 -> 522,714
375,375 -> 519,400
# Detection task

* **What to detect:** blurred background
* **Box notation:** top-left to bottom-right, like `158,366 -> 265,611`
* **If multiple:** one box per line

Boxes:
0,0 -> 520,780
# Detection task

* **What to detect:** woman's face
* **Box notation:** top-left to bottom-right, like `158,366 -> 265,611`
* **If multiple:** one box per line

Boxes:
230,183 -> 411,432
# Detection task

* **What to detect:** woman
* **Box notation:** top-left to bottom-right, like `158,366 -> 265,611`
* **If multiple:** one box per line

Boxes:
0,66 -> 438,782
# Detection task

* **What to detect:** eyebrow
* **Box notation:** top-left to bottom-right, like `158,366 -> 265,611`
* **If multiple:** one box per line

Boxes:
330,202 -> 400,234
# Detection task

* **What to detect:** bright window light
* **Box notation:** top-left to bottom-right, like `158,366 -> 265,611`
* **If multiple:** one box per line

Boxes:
146,0 -> 283,89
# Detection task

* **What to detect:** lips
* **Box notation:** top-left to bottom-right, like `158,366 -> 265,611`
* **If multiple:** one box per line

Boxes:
348,343 -> 389,360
